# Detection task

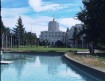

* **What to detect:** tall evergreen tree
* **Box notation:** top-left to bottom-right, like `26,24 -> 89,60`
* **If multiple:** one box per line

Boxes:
77,0 -> 105,53
14,17 -> 25,47
1,17 -> 5,35
1,17 -> 5,51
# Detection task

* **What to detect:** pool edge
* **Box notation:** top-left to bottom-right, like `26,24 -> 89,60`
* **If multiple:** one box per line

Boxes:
64,53 -> 105,80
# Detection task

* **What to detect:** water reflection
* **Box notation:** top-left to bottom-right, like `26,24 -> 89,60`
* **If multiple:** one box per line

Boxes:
39,56 -> 62,76
34,56 -> 41,67
1,53 -> 103,81
13,60 -> 26,79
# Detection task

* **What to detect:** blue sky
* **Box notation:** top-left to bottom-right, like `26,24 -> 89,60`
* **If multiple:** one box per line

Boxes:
1,0 -> 83,37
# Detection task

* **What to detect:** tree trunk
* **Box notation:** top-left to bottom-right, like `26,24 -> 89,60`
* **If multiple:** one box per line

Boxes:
89,42 -> 95,54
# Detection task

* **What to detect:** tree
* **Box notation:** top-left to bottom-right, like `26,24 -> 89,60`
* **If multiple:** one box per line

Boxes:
72,27 -> 78,48
41,39 -> 49,46
1,17 -> 5,35
77,0 -> 105,53
4,27 -> 11,48
13,17 -> 25,47
55,40 -> 64,47
0,16 -> 5,51
44,39 -> 49,47
24,32 -> 37,46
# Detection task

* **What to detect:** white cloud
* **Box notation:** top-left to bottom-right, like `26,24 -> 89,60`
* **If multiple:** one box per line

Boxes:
1,7 -> 30,17
57,70 -> 81,78
21,16 -> 52,37
2,17 -> 18,28
58,17 -> 81,28
28,0 -> 77,12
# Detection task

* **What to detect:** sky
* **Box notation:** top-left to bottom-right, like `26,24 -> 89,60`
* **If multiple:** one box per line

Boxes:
1,0 -> 83,37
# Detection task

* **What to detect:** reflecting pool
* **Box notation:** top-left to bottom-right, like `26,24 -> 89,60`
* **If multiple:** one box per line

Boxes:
1,53 -> 103,81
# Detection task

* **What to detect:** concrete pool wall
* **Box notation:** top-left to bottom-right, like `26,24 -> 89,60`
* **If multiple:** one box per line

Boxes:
64,53 -> 105,80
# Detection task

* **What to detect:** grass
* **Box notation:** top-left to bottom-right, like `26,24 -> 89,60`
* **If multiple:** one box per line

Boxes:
4,46 -> 88,52
67,52 -> 105,69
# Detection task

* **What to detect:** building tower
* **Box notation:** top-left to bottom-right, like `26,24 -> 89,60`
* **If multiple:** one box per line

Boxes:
48,18 -> 59,31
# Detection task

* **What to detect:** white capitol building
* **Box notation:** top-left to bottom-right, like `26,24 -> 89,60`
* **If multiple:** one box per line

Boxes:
39,18 -> 66,45
39,18 -> 84,47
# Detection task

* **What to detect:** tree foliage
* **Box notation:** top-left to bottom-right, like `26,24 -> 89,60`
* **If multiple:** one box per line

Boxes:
25,32 -> 37,46
77,0 -> 105,45
72,27 -> 78,41
13,17 -> 25,46
1,17 -> 5,34
55,40 -> 64,47
1,16 -> 5,49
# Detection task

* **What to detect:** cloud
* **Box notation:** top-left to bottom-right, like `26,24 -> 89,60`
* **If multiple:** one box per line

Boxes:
21,16 -> 52,36
1,7 -> 30,17
58,17 -> 81,28
2,17 -> 18,28
28,0 -> 78,12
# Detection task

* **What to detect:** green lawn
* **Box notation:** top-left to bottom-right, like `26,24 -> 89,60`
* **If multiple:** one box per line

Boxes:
6,46 -> 88,52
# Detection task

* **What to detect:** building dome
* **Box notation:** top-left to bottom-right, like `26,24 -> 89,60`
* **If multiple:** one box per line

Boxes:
48,18 -> 59,31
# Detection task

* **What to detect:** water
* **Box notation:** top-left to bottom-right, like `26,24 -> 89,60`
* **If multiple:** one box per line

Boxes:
1,53 -> 103,81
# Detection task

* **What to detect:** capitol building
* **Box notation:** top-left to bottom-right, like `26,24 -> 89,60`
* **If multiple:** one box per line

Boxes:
39,18 -> 66,46
39,18 -> 85,48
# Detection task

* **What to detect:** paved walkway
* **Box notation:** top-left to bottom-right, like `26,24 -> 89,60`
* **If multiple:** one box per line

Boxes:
77,49 -> 105,54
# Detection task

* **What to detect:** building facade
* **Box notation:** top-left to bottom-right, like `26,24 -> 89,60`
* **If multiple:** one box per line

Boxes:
66,24 -> 83,47
39,18 -> 65,46
39,19 -> 86,48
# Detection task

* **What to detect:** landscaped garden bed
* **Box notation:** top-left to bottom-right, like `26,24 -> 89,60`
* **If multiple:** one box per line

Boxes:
66,52 -> 105,69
